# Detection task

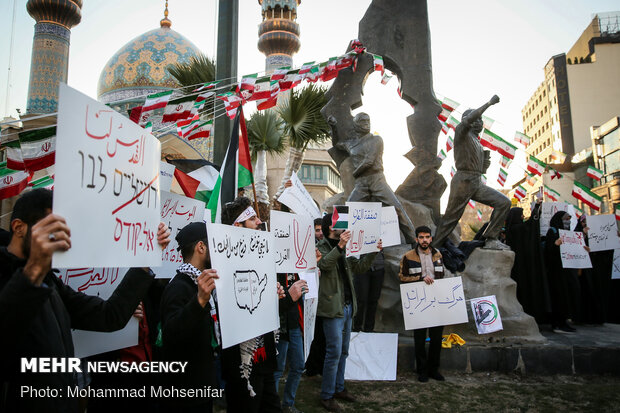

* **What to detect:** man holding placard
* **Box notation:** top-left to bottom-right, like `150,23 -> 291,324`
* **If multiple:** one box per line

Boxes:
399,226 -> 446,383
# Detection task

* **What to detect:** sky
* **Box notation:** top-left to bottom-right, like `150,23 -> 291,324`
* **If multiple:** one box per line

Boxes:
1,0 -> 618,209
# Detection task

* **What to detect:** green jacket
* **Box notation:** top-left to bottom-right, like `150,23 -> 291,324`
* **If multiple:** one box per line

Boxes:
316,238 -> 377,318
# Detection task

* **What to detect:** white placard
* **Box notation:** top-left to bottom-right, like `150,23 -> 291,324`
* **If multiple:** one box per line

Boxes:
53,84 -> 161,268
586,214 -> 620,252
400,277 -> 468,330
303,297 -> 318,362
206,222 -> 279,348
540,202 -> 577,236
299,270 -> 318,299
344,332 -> 398,381
153,191 -> 206,278
612,249 -> 620,280
278,171 -> 321,219
346,202 -> 382,257
160,161 -> 176,192
470,295 -> 503,334
56,267 -> 139,358
380,206 -> 401,248
559,229 -> 592,269
270,210 -> 317,273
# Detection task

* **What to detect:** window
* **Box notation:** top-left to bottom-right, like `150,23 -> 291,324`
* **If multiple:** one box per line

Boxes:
301,165 -> 311,179
314,166 -> 323,180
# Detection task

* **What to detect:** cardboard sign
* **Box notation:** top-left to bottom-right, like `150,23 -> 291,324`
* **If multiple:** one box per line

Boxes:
612,249 -> 620,280
56,267 -> 139,358
470,295 -> 503,334
53,84 -> 161,268
344,332 -> 398,381
152,191 -> 206,278
400,277 -> 468,330
206,222 -> 279,348
160,161 -> 176,192
559,229 -> 592,269
346,202 -> 382,257
270,210 -> 317,273
540,202 -> 577,236
303,297 -> 318,362
586,214 -> 620,252
380,206 -> 401,248
278,171 -> 321,219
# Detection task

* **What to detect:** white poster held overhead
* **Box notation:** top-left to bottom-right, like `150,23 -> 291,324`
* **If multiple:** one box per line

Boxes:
56,267 -> 139,358
278,171 -> 321,219
270,210 -> 317,273
345,332 -> 398,381
206,222 -> 279,348
586,214 -> 620,252
160,161 -> 176,192
299,270 -> 318,299
400,277 -> 468,330
303,297 -> 318,362
153,191 -> 205,278
380,206 -> 401,248
53,84 -> 161,268
540,202 -> 577,236
558,229 -> 592,269
470,295 -> 503,334
612,249 -> 620,280
346,202 -> 382,257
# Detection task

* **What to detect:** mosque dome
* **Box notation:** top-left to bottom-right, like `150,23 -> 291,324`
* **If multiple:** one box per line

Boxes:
97,17 -> 201,104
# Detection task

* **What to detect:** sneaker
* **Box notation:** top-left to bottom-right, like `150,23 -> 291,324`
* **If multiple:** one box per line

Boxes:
333,389 -> 356,402
320,398 -> 341,412
429,371 -> 445,381
418,374 -> 429,382
483,238 -> 510,251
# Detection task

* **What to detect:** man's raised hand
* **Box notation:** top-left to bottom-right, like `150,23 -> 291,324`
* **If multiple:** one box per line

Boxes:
23,214 -> 71,286
197,269 -> 219,307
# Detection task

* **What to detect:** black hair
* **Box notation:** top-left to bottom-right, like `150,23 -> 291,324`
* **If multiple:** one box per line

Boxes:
321,213 -> 333,238
221,196 -> 252,226
10,188 -> 53,234
415,225 -> 432,237
314,218 -> 323,227
180,238 -> 207,262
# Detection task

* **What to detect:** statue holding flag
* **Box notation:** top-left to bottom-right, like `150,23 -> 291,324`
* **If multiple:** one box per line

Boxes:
433,95 -> 511,250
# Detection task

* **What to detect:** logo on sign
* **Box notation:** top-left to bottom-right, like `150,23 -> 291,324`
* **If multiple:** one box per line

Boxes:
3,176 -> 13,185
42,142 -> 51,153
474,300 -> 498,326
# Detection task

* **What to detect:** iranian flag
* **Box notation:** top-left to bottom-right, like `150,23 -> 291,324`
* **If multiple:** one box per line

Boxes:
336,53 -> 355,71
270,66 -> 290,81
574,204 -> 584,218
615,204 -> 620,221
216,92 -> 243,119
450,166 -> 456,178
514,131 -> 530,147
29,175 -> 54,189
514,185 -> 527,201
480,129 -> 516,159
239,73 -> 258,93
441,122 -> 449,135
279,69 -> 301,91
177,115 -> 201,137
304,65 -> 320,83
438,97 -> 459,123
162,96 -> 196,123
549,168 -> 562,180
482,115 -> 494,130
572,181 -> 602,211
332,205 -> 349,229
0,162 -> 30,200
185,120 -> 213,141
17,126 -> 56,172
255,80 -> 280,110
299,61 -> 316,77
586,165 -> 603,181
372,54 -> 385,74
500,155 -> 512,168
544,185 -> 560,202
468,199 -> 476,209
550,150 -> 567,163
497,168 -> 508,186
196,91 -> 215,105
166,157 -> 220,204
194,80 -> 220,92
527,155 -> 546,176
476,209 -> 483,221
129,106 -> 143,124
526,173 -> 537,186
4,139 -> 25,170
320,57 -> 339,82
446,135 -> 454,152
446,115 -> 460,130
248,76 -> 273,101
207,108 -> 253,223
437,149 -> 447,161
140,90 -> 173,125
380,72 -> 393,85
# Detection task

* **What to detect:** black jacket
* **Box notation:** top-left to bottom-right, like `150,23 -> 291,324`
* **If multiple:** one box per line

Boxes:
0,247 -> 153,413
160,271 -> 216,406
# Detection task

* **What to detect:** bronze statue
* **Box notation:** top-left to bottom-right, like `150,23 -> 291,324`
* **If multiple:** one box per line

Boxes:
329,113 -> 416,244
433,95 -> 510,250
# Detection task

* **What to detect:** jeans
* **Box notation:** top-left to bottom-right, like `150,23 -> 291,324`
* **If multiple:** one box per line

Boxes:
321,303 -> 352,400
274,327 -> 304,407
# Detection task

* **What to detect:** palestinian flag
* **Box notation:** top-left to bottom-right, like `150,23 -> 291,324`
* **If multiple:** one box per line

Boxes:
372,54 -> 385,75
500,155 -> 512,168
481,174 -> 487,185
468,199 -> 476,209
572,181 -> 602,211
514,131 -> 530,147
446,135 -> 454,152
476,209 -> 483,221
270,66 -> 290,82
29,175 -> 54,189
527,155 -> 546,176
167,157 -> 220,204
332,205 -> 349,229
450,166 -> 456,178
4,139 -> 25,170
140,90 -> 173,125
0,162 -> 30,200
482,115 -> 494,130
615,204 -> 620,221
207,108 -> 253,223
185,120 -> 213,141
381,72 -> 393,85
550,150 -> 567,163
514,185 -> 527,201
446,115 -> 460,130
162,96 -> 196,124
437,149 -> 447,161
497,168 -> 508,186
586,165 -> 603,181
17,126 -> 56,172
194,80 -> 220,92
279,69 -> 301,91
549,168 -> 562,180
544,185 -> 560,202
480,129 -> 517,159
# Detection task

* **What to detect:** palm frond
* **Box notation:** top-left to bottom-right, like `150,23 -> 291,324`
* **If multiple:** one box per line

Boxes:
168,54 -> 216,90
246,111 -> 286,159
277,84 -> 330,149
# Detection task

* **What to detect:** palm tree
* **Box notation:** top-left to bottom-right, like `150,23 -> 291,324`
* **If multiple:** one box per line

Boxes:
274,84 -> 331,199
246,111 -> 286,206
168,53 -> 216,114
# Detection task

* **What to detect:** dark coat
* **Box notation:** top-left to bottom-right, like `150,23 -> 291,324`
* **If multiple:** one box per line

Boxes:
0,247 -> 153,413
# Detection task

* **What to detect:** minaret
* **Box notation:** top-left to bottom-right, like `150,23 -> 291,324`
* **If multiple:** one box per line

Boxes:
257,0 -> 301,73
26,0 -> 82,113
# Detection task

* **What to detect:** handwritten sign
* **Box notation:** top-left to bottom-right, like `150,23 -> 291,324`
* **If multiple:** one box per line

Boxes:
344,332 -> 398,381
152,191 -> 206,278
399,277 -> 468,330
380,206 -> 401,248
160,161 -> 175,192
303,297 -> 318,362
278,171 -> 321,219
612,249 -> 620,280
558,229 -> 592,269
470,295 -> 503,334
540,202 -> 577,236
53,84 -> 161,268
270,210 -> 317,273
299,270 -> 318,299
586,214 -> 620,252
206,222 -> 278,348
56,267 -> 139,358
346,202 -> 382,257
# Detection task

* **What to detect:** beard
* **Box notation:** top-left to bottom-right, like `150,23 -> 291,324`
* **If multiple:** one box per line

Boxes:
21,227 -> 32,259
418,243 -> 430,250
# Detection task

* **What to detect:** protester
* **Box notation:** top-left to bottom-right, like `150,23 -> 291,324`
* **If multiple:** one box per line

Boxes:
504,198 -> 551,323
398,226 -> 446,383
0,188 -> 171,413
353,250 -> 385,332
159,222 -> 219,412
315,217 -> 324,243
316,213 -> 381,412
